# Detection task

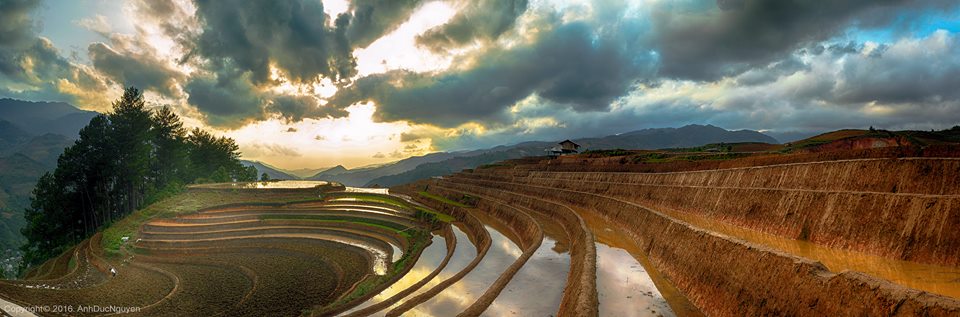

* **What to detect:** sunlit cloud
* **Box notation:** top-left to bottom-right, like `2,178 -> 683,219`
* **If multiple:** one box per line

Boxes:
3,0 -> 960,167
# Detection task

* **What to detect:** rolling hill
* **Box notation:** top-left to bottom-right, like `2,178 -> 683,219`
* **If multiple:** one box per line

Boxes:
0,98 -> 98,138
241,160 -> 299,180
271,125 -> 777,187
363,124 -> 777,187
0,99 -> 97,255
282,166 -> 333,178
305,152 -> 477,186
0,120 -> 32,153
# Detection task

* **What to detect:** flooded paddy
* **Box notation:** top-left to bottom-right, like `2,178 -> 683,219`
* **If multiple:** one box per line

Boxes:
191,180 -> 330,189
595,245 -> 674,317
484,235 -> 569,316
406,225 -> 518,316
343,231 -> 452,315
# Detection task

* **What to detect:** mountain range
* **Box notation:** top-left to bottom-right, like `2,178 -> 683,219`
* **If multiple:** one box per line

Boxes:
0,103 -> 83,251
239,124 -> 778,188
0,99 -> 98,138
241,160 -> 299,180
363,125 -> 777,187
0,97 -> 781,252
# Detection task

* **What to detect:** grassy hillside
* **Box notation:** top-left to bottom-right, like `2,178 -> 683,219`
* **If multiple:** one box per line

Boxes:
99,187 -> 325,255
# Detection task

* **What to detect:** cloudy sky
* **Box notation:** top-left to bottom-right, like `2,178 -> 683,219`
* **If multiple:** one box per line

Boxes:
2,0 -> 959,169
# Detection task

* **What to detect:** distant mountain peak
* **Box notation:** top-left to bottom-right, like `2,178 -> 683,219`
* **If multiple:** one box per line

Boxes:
240,160 -> 298,180
0,98 -> 98,138
308,165 -> 349,179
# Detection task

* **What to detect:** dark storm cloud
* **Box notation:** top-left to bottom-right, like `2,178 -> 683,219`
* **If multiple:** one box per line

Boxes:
0,0 -> 109,104
346,0 -> 423,48
416,0 -> 529,52
652,0 -> 960,81
0,0 -> 40,68
0,0 -> 66,80
330,21 -> 653,127
831,33 -> 960,105
185,71 -> 265,128
267,94 -> 347,122
88,43 -> 184,98
190,0 -> 356,84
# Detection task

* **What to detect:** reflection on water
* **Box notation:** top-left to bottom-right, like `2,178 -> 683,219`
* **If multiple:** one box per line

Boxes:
344,187 -> 390,194
578,207 -> 698,316
343,233 -> 448,315
407,225 -> 519,316
664,208 -> 960,299
390,244 -> 404,263
379,224 -> 478,316
192,180 -> 329,189
596,244 -> 674,317
484,236 -> 569,316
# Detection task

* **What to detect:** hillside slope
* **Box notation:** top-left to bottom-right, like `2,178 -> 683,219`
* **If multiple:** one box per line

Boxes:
366,124 -> 777,187
0,98 -> 98,138
241,160 -> 299,180
306,152 -> 477,186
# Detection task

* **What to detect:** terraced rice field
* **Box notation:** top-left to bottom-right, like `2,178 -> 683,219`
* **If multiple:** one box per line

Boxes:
0,184 -> 442,316
4,151 -> 960,316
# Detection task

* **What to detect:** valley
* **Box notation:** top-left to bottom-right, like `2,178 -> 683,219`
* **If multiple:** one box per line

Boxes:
4,130 -> 958,316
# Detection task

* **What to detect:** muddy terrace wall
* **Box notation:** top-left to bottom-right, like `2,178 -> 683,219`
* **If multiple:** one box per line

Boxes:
531,145 -> 960,173
455,157 -> 960,267
526,158 -> 960,195
434,176 -> 960,316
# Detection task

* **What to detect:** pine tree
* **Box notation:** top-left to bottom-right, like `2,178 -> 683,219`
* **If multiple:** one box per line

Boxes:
151,106 -> 188,187
20,86 -> 259,270
109,87 -> 153,215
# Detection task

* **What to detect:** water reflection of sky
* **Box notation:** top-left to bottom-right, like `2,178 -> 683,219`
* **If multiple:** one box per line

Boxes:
192,180 -> 330,189
344,187 -> 390,194
596,244 -> 674,317
377,224 -> 478,316
483,236 -> 570,316
406,225 -> 519,316
344,233 -> 448,314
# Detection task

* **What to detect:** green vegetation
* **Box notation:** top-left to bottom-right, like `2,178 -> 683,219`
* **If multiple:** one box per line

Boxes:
629,152 -> 670,163
582,149 -> 633,157
67,254 -> 76,271
22,87 -> 261,269
101,188 -> 321,253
